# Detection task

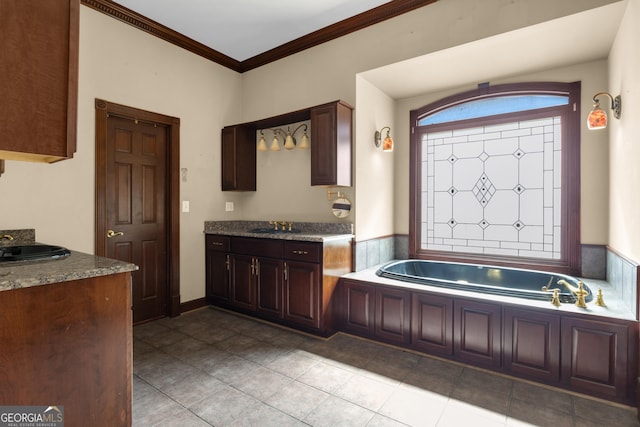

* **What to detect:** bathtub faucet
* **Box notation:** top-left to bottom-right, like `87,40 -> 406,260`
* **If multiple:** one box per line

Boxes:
557,279 -> 588,308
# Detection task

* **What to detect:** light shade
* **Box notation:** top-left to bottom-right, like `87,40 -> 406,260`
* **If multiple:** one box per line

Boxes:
284,130 -> 296,150
269,135 -> 281,151
586,92 -> 621,130
375,126 -> 394,152
587,105 -> 607,130
257,132 -> 268,151
298,130 -> 310,149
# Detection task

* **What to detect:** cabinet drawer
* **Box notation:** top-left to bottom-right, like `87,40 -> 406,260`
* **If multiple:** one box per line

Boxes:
206,235 -> 230,252
232,237 -> 284,258
284,241 -> 321,263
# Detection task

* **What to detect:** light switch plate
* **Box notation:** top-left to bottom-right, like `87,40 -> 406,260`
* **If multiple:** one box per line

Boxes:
225,202 -> 234,212
182,200 -> 190,212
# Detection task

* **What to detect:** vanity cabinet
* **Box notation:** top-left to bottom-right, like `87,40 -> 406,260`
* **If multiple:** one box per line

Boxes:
454,299 -> 502,369
205,235 -> 230,303
205,234 -> 352,336
0,0 -> 78,162
310,101 -> 353,187
221,125 -> 256,191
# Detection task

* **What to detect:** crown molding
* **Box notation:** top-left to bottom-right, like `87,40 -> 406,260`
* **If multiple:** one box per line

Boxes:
81,0 -> 438,73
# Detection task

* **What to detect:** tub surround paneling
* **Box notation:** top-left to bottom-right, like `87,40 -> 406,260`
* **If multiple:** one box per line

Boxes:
581,244 -> 607,279
338,267 -> 638,405
607,248 -> 640,320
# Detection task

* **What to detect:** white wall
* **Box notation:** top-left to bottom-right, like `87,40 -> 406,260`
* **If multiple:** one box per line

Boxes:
0,7 -> 243,303
609,0 -> 640,262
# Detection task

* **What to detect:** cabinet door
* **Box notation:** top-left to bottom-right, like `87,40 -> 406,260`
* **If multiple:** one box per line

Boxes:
283,261 -> 320,329
230,255 -> 256,311
256,258 -> 283,318
339,280 -> 375,337
0,0 -> 78,162
561,317 -> 630,401
310,101 -> 352,186
206,251 -> 230,303
454,299 -> 502,369
411,292 -> 453,356
221,125 -> 256,191
375,287 -> 411,345
504,307 -> 560,382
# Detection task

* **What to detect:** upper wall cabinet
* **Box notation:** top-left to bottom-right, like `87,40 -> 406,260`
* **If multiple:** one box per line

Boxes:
310,101 -> 352,187
0,0 -> 79,163
221,125 -> 256,191
221,100 -> 353,191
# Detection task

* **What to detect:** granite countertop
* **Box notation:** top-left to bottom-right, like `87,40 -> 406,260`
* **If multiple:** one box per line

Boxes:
0,250 -> 138,292
204,220 -> 354,242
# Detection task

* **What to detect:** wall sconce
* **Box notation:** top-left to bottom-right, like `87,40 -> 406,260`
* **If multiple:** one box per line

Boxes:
257,124 -> 309,152
374,126 -> 394,152
587,92 -> 621,130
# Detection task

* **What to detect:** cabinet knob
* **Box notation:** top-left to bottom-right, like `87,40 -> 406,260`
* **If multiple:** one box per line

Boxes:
210,241 -> 224,246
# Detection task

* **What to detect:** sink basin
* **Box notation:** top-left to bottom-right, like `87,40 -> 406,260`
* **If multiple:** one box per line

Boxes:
0,244 -> 71,262
247,228 -> 301,234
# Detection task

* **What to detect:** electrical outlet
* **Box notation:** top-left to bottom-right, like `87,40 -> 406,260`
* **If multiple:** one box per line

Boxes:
182,200 -> 190,212
225,202 -> 234,212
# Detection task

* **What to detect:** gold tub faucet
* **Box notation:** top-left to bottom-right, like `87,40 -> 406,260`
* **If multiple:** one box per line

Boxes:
557,279 -> 588,308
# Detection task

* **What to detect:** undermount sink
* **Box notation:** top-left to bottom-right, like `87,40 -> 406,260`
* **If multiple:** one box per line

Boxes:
247,227 -> 301,234
0,244 -> 71,262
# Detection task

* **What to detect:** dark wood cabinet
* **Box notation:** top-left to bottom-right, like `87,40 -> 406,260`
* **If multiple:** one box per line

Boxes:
0,0 -> 78,162
454,299 -> 502,369
256,257 -> 284,318
338,280 -> 410,345
205,234 -> 351,336
205,235 -> 230,303
375,287 -> 411,345
504,307 -> 560,382
220,100 -> 352,189
0,273 -> 132,426
340,280 -> 375,337
221,125 -> 256,191
310,101 -> 353,186
412,292 -> 453,356
561,316 -> 634,402
284,260 -> 320,329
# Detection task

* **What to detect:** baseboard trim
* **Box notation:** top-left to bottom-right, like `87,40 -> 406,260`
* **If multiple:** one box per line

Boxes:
180,297 -> 208,314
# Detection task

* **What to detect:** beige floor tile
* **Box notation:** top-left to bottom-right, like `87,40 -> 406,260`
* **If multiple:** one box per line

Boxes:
230,366 -> 293,400
379,384 -> 448,426
297,361 -> 355,393
265,379 -> 330,419
333,373 -> 398,411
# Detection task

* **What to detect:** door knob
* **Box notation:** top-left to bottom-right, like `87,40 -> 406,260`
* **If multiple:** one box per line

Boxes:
107,229 -> 124,238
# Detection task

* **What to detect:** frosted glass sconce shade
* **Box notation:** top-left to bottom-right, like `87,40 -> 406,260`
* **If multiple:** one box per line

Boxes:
257,132 -> 268,151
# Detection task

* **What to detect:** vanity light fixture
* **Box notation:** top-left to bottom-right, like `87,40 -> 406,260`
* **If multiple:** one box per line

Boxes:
587,92 -> 621,130
257,131 -> 269,151
257,124 -> 310,152
374,126 -> 394,152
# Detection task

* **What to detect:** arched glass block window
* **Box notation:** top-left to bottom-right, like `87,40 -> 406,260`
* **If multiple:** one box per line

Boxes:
409,82 -> 582,275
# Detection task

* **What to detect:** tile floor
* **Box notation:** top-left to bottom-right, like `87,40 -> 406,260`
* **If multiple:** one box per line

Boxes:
133,306 -> 639,426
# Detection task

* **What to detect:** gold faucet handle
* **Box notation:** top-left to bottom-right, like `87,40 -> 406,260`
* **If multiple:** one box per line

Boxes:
269,221 -> 278,230
550,289 -> 561,307
595,288 -> 607,307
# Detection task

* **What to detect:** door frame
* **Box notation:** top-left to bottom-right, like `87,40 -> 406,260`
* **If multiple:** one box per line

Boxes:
95,98 -> 181,318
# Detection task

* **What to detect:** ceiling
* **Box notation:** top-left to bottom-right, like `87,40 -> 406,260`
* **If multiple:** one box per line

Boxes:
362,2 -> 626,99
82,0 -> 437,72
